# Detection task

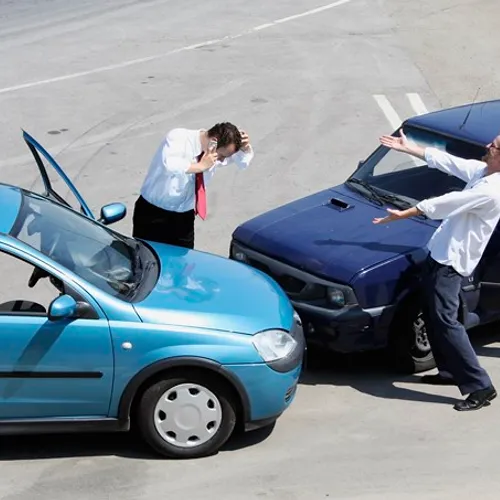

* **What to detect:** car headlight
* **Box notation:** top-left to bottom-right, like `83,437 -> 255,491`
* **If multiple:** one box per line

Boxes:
231,244 -> 249,263
252,329 -> 297,362
327,287 -> 346,307
293,310 -> 302,326
233,250 -> 248,263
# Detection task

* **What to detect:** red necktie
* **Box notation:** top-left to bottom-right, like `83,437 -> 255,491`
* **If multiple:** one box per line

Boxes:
195,153 -> 207,220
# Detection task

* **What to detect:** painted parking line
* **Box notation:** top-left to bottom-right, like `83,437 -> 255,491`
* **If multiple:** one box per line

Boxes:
0,0 -> 353,96
406,93 -> 429,115
373,94 -> 403,131
373,93 -> 432,165
373,93 -> 432,129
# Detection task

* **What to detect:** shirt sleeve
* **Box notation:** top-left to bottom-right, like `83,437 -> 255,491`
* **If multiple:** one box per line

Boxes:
228,145 -> 255,170
424,147 -> 485,183
416,187 -> 496,220
161,129 -> 193,174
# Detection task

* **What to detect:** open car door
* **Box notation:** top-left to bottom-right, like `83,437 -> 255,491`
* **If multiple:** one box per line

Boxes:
23,130 -> 95,220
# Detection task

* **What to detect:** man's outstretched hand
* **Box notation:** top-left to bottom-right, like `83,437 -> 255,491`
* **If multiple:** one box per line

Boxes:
379,129 -> 426,159
380,129 -> 410,152
373,207 -> 421,224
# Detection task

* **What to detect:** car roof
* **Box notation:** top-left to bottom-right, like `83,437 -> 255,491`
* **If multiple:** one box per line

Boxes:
405,99 -> 500,147
0,183 -> 23,235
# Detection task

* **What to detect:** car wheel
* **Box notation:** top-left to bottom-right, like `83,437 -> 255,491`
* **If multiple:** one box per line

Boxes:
388,302 -> 436,374
137,373 -> 237,459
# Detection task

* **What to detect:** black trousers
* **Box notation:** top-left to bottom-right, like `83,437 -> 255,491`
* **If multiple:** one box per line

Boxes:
421,255 -> 492,394
132,195 -> 195,249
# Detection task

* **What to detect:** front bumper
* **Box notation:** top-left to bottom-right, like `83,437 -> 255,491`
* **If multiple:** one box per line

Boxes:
293,301 -> 393,353
224,314 -> 305,426
230,241 -> 394,353
225,361 -> 302,425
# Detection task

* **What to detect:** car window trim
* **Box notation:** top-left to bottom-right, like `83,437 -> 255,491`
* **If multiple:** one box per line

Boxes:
0,244 -> 100,320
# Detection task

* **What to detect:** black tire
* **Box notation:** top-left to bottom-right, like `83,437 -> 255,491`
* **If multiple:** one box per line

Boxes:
136,373 -> 237,459
388,301 -> 436,374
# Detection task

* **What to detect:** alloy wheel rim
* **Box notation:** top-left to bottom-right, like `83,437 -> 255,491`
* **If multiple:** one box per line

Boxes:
413,312 -> 431,357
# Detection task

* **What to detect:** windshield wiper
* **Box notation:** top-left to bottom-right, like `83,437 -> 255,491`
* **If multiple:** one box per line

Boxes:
346,178 -> 412,210
346,178 -> 384,205
377,192 -> 413,210
125,247 -> 158,298
129,240 -> 142,275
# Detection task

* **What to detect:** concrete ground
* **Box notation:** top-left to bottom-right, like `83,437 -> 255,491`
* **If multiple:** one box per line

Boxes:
1,0 -> 500,498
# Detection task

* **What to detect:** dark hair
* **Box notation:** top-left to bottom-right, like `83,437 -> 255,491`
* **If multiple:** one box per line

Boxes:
207,122 -> 242,150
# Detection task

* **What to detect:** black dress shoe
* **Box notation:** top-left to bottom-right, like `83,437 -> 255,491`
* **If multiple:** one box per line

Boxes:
420,374 -> 456,386
454,386 -> 497,412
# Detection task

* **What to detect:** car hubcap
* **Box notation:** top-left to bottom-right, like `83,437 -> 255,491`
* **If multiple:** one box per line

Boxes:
153,383 -> 222,448
413,312 -> 431,357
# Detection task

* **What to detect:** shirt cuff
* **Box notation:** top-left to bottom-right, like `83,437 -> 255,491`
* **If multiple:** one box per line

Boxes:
234,145 -> 254,168
424,147 -> 442,170
416,200 -> 432,217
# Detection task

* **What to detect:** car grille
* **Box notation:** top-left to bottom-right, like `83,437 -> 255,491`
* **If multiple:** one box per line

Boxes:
285,384 -> 297,403
289,317 -> 303,340
247,257 -> 307,295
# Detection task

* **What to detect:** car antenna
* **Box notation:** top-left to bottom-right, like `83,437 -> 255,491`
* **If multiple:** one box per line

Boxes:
459,87 -> 481,129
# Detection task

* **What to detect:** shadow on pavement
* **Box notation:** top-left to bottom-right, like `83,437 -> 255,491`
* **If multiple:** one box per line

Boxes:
300,323 -> 500,406
300,349 -> 459,406
221,422 -> 276,452
470,323 -> 500,358
0,423 -> 275,461
1,327 -> 499,461
0,431 -> 154,461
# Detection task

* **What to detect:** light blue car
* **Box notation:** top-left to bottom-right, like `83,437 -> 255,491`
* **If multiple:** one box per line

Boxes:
0,131 -> 305,459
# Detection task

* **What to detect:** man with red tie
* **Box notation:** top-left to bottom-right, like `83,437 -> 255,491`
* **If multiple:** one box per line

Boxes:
132,122 -> 253,249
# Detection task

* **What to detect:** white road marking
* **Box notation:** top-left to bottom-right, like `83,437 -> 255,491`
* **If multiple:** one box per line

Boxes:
373,94 -> 402,131
373,93 -> 432,166
272,0 -> 352,24
0,78 -> 246,170
253,23 -> 275,31
0,0 -> 353,95
406,92 -> 429,115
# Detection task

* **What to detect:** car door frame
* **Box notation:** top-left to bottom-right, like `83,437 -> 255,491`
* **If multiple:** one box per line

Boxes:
23,130 -> 95,220
472,224 -> 500,322
0,237 -> 127,434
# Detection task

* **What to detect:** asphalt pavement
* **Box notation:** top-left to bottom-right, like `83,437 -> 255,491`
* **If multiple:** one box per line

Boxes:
1,0 -> 500,499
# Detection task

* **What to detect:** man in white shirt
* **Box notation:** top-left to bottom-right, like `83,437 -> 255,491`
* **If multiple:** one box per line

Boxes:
132,122 -> 254,249
373,130 -> 500,411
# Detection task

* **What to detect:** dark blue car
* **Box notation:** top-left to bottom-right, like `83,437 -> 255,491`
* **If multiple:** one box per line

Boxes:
230,100 -> 500,374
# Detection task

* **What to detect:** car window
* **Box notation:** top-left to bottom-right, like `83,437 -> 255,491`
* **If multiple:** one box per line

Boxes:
10,193 -> 144,299
353,125 -> 486,204
0,249 -> 63,316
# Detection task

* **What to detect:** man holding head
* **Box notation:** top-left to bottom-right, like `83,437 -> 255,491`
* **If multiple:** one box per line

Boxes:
133,122 -> 253,249
373,130 -> 500,411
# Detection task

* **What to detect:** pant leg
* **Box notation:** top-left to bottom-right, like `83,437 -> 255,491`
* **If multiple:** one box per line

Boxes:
424,256 -> 492,395
172,210 -> 195,249
132,196 -> 195,248
421,258 -> 455,380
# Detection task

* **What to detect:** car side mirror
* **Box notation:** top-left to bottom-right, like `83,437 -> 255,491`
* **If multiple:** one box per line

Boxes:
48,294 -> 77,321
356,160 -> 364,170
99,202 -> 127,225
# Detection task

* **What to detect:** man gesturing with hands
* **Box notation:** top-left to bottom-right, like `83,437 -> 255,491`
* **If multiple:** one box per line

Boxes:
133,122 -> 254,249
373,129 -> 500,411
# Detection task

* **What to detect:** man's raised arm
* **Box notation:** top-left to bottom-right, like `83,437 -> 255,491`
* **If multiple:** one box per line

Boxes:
380,129 -> 483,183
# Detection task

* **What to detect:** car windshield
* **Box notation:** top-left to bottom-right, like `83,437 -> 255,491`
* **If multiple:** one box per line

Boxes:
10,192 -> 157,300
347,125 -> 487,208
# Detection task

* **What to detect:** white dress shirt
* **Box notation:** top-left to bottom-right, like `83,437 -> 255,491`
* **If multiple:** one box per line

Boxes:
416,147 -> 500,276
140,128 -> 254,213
